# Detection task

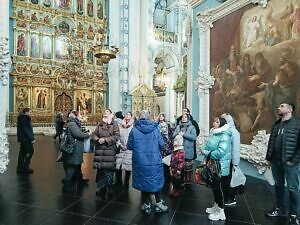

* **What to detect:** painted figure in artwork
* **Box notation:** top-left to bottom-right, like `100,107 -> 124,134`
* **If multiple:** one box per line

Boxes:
31,12 -> 38,22
87,0 -> 93,17
44,15 -> 50,24
97,1 -> 103,19
58,21 -> 70,33
17,33 -> 26,56
87,25 -> 94,40
77,0 -> 83,14
290,3 -> 300,40
31,0 -> 38,4
37,89 -> 47,109
87,45 -> 94,64
17,88 -> 28,101
17,10 -> 25,19
281,3 -> 294,40
243,15 -> 262,48
43,36 -> 51,59
43,0 -> 51,7
30,35 -> 39,58
59,0 -> 70,8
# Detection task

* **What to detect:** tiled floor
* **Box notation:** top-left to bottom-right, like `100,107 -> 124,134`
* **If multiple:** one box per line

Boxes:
0,135 -> 293,225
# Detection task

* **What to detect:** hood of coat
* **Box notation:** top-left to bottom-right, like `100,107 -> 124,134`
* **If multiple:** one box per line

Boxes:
135,119 -> 158,134
211,124 -> 231,135
67,116 -> 81,127
222,114 -> 236,129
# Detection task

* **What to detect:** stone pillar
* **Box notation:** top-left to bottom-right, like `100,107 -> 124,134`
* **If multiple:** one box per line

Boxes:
195,12 -> 214,137
0,0 -> 11,173
107,0 -> 121,112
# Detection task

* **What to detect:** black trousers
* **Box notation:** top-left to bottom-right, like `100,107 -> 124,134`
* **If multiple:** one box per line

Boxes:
63,164 -> 82,192
17,141 -> 34,170
213,177 -> 225,209
223,163 -> 236,201
141,191 -> 162,204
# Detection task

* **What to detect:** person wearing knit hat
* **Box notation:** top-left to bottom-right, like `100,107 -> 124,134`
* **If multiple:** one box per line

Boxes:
169,134 -> 185,198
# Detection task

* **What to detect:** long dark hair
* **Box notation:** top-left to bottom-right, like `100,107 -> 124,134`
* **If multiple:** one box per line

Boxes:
218,117 -> 227,127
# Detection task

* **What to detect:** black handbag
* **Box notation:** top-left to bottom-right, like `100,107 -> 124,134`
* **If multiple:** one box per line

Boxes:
201,153 -> 221,188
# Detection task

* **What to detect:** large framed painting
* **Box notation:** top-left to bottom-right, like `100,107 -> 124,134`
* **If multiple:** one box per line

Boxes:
196,0 -> 300,144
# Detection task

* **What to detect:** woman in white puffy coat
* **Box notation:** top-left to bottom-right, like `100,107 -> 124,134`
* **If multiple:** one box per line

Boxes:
115,112 -> 134,189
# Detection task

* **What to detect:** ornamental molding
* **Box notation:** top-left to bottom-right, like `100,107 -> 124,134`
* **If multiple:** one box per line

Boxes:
0,129 -> 9,174
240,130 -> 270,174
0,37 -> 11,86
194,69 -> 215,91
196,0 -> 268,30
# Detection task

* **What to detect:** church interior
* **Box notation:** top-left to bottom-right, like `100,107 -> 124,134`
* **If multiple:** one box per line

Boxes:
0,0 -> 299,224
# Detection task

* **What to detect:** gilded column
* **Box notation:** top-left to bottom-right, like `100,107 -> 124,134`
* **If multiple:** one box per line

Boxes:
0,0 -> 11,173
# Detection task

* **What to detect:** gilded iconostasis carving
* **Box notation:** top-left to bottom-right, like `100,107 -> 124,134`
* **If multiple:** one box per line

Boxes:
11,0 -> 107,124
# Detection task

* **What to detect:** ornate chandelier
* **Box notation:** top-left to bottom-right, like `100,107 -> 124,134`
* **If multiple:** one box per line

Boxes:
93,32 -> 118,64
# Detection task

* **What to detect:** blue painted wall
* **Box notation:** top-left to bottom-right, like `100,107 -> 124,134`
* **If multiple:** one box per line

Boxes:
191,0 -> 221,122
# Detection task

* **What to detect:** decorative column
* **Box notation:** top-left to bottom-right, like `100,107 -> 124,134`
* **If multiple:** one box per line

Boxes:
108,0 -> 121,112
195,11 -> 214,137
0,0 -> 11,173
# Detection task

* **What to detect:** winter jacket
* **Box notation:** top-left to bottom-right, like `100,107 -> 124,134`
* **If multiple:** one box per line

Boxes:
176,114 -> 200,136
173,120 -> 197,160
55,116 -> 64,134
127,119 -> 165,192
202,124 -> 232,176
63,117 -> 89,165
92,119 -> 120,170
17,114 -> 34,143
266,116 -> 300,164
116,119 -> 134,171
223,114 -> 240,165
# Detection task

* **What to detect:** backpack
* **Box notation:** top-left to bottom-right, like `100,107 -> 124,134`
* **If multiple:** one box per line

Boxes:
59,128 -> 75,154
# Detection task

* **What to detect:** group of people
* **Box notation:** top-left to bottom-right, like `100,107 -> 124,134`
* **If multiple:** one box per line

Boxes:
16,102 -> 299,224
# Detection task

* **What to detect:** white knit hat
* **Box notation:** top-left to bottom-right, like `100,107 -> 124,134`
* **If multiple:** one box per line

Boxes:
173,134 -> 183,151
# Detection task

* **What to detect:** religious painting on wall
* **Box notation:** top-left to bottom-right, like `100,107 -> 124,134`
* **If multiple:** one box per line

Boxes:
75,90 -> 93,114
43,36 -> 52,59
16,87 -> 29,112
55,36 -> 70,60
43,0 -> 51,7
87,44 -> 94,64
17,33 -> 26,56
87,0 -> 94,17
97,0 -> 103,19
30,33 -> 39,58
33,87 -> 50,110
209,0 -> 300,143
77,0 -> 83,15
58,0 -> 71,9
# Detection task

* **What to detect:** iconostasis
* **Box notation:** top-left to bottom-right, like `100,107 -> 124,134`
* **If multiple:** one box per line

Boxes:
10,0 -> 107,124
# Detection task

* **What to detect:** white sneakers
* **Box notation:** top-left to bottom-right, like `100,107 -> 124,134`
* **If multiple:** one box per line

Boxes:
206,203 -> 226,221
205,202 -> 218,214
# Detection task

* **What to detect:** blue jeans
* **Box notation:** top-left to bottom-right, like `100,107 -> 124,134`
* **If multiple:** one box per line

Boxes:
271,161 -> 300,216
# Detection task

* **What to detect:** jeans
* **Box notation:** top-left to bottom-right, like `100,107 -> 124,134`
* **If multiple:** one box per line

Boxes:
271,161 -> 300,216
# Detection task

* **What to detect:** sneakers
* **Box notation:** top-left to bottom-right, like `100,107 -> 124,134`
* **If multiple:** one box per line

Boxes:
224,199 -> 237,207
290,215 -> 299,225
141,203 -> 151,215
266,208 -> 286,217
155,200 -> 168,213
206,202 -> 218,214
208,208 -> 226,221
